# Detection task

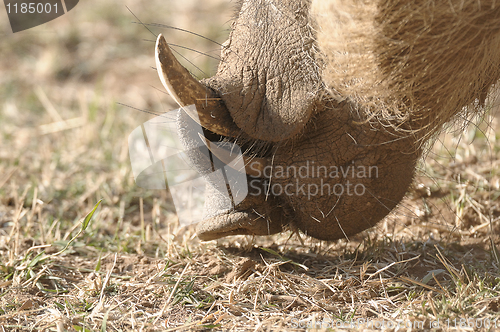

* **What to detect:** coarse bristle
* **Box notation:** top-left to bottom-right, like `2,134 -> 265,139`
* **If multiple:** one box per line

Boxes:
312,0 -> 500,141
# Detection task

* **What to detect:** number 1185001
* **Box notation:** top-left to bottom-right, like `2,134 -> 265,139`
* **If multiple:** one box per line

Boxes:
6,2 -> 58,14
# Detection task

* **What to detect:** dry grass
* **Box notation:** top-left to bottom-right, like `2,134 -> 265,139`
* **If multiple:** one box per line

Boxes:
1,0 -> 500,331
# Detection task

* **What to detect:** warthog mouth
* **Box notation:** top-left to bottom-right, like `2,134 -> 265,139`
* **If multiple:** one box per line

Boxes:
154,33 -> 421,242
155,34 -> 289,240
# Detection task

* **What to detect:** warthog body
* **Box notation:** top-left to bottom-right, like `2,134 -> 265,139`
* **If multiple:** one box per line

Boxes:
155,0 -> 500,241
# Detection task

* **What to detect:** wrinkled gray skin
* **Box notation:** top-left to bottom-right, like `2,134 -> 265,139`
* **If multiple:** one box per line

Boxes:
160,0 -> 421,241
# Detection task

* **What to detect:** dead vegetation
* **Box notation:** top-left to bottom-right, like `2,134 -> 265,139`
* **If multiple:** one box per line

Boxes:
1,0 -> 500,331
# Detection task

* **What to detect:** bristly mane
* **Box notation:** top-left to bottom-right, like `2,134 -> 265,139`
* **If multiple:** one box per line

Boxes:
312,0 -> 500,144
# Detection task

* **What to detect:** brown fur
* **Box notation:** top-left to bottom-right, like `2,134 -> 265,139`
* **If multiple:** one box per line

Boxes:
312,0 -> 500,140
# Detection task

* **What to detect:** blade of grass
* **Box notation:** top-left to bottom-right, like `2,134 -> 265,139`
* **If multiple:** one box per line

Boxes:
49,200 -> 102,258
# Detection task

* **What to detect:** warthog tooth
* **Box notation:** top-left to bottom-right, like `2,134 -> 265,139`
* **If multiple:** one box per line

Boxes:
155,33 -> 239,137
197,133 -> 269,178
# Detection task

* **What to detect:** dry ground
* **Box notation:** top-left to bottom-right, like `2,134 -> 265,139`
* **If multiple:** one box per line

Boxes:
1,0 -> 500,331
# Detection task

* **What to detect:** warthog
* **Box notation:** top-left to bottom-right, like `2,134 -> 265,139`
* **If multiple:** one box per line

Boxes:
155,0 -> 500,241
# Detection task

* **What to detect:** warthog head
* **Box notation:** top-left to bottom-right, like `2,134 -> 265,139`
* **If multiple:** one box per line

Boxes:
155,0 -> 500,241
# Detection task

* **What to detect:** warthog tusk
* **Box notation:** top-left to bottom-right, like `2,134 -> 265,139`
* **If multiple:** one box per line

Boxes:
197,133 -> 269,178
155,33 -> 240,137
